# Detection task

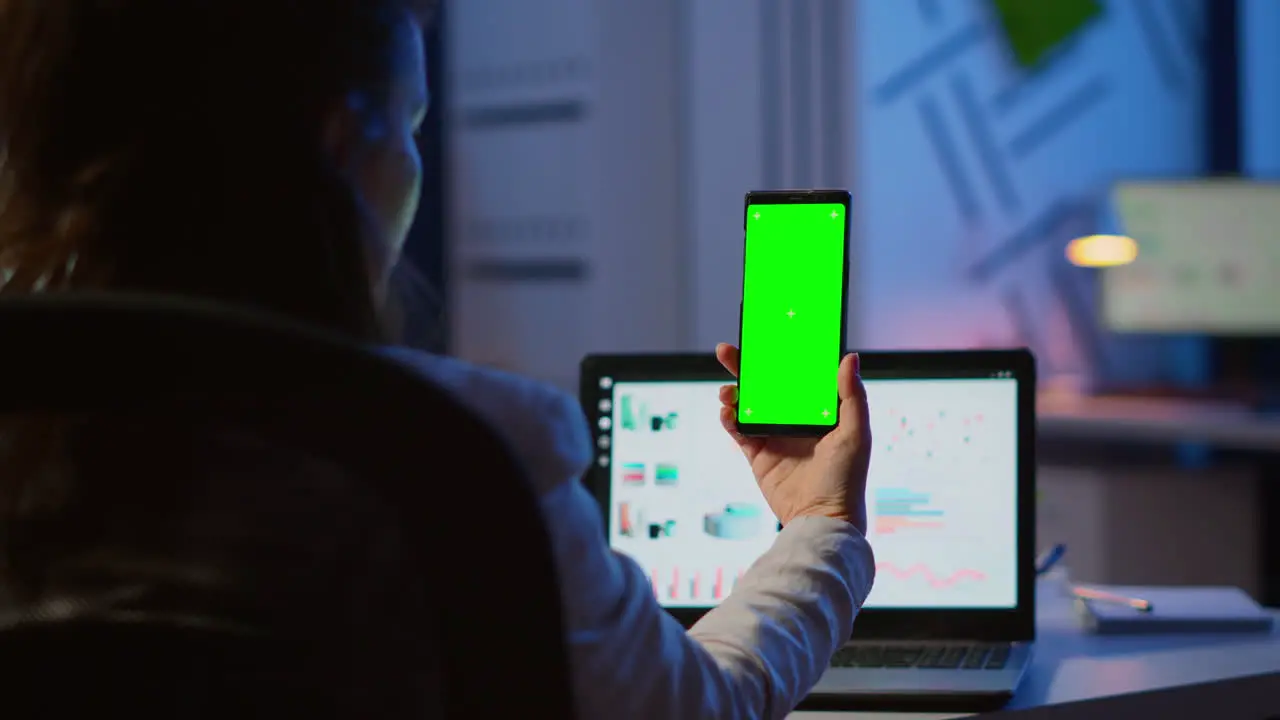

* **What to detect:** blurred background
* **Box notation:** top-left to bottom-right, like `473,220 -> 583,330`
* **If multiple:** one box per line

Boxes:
406,0 -> 1280,605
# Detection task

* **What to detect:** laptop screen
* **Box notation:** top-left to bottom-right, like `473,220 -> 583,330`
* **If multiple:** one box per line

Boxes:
599,374 -> 1020,610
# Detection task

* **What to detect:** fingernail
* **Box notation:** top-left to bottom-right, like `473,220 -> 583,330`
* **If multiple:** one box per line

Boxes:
852,353 -> 861,376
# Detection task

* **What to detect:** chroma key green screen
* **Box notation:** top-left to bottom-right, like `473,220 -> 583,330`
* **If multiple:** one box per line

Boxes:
738,202 -> 846,428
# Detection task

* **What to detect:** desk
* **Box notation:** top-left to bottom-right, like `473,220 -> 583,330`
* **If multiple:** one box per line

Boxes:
791,579 -> 1280,718
1037,393 -> 1280,452
1036,392 -> 1280,605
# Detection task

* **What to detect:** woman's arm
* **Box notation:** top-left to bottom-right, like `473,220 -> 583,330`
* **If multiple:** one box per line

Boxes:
509,380 -> 876,718
380,349 -> 875,718
545,476 -> 874,719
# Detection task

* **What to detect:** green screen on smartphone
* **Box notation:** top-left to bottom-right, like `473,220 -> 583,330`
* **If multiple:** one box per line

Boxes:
738,201 -> 847,431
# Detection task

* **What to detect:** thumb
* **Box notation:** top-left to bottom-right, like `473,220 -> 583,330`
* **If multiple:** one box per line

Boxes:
837,353 -> 869,440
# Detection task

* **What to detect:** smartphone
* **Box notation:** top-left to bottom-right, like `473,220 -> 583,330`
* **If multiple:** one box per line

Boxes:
737,189 -> 850,437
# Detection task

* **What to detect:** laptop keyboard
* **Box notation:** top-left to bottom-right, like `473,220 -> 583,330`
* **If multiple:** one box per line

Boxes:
830,644 -> 1011,670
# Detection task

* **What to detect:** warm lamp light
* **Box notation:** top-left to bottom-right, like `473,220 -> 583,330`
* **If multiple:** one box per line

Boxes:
1065,234 -> 1138,268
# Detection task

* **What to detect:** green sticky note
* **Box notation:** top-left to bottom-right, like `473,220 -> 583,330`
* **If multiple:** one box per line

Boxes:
989,0 -> 1103,68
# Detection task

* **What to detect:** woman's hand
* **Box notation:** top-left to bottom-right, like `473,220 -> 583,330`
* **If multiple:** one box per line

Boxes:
715,344 -> 871,535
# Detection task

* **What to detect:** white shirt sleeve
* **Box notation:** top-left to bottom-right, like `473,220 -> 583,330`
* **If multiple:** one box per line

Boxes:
380,349 -> 877,719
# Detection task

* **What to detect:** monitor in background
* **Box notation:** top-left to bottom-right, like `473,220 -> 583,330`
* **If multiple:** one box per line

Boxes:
1102,180 -> 1280,336
588,366 -> 1022,614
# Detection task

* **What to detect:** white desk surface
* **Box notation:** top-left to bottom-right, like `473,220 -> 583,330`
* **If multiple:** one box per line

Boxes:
791,580 -> 1280,718
1037,392 -> 1280,452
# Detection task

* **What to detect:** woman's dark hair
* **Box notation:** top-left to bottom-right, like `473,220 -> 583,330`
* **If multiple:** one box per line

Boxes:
0,0 -> 436,608
0,0 -> 436,340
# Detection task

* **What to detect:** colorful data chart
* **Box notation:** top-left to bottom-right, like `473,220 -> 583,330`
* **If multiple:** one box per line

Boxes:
873,487 -> 944,535
618,502 -> 635,537
621,462 -> 645,485
703,503 -> 764,540
646,519 -> 676,539
655,463 -> 679,486
620,395 -> 644,431
620,394 -> 679,432
876,562 -> 986,589
650,567 -> 746,602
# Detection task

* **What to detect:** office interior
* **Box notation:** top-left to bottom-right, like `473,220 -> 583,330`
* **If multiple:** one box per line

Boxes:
408,0 -> 1280,615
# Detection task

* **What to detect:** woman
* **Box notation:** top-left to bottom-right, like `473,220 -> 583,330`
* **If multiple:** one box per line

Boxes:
0,1 -> 876,717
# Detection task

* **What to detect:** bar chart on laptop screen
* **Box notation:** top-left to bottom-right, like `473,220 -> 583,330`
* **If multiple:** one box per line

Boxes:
606,380 -> 783,609
861,378 -> 1020,609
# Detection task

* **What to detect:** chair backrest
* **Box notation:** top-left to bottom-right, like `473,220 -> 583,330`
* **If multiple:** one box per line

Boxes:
0,293 -> 575,718
0,619 -> 350,717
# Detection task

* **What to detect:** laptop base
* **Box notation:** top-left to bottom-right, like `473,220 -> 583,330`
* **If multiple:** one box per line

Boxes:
801,642 -> 1032,713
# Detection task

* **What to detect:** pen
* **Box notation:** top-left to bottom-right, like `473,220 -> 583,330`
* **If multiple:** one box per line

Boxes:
1034,543 -> 1067,576
1071,585 -> 1155,613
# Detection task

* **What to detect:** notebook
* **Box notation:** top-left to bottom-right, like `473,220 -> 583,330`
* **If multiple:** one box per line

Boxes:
1076,586 -> 1276,635
580,350 -> 1038,712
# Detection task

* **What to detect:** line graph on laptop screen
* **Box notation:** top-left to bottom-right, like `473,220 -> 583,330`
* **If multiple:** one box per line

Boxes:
862,378 -> 1019,609
602,376 -> 1019,610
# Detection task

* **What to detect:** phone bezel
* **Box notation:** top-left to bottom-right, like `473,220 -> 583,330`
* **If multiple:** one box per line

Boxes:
736,189 -> 852,437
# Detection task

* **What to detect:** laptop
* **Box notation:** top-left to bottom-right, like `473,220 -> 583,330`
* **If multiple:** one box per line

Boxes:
579,350 -> 1037,712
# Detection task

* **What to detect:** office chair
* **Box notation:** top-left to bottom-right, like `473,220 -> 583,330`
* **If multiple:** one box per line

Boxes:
0,293 -> 575,718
